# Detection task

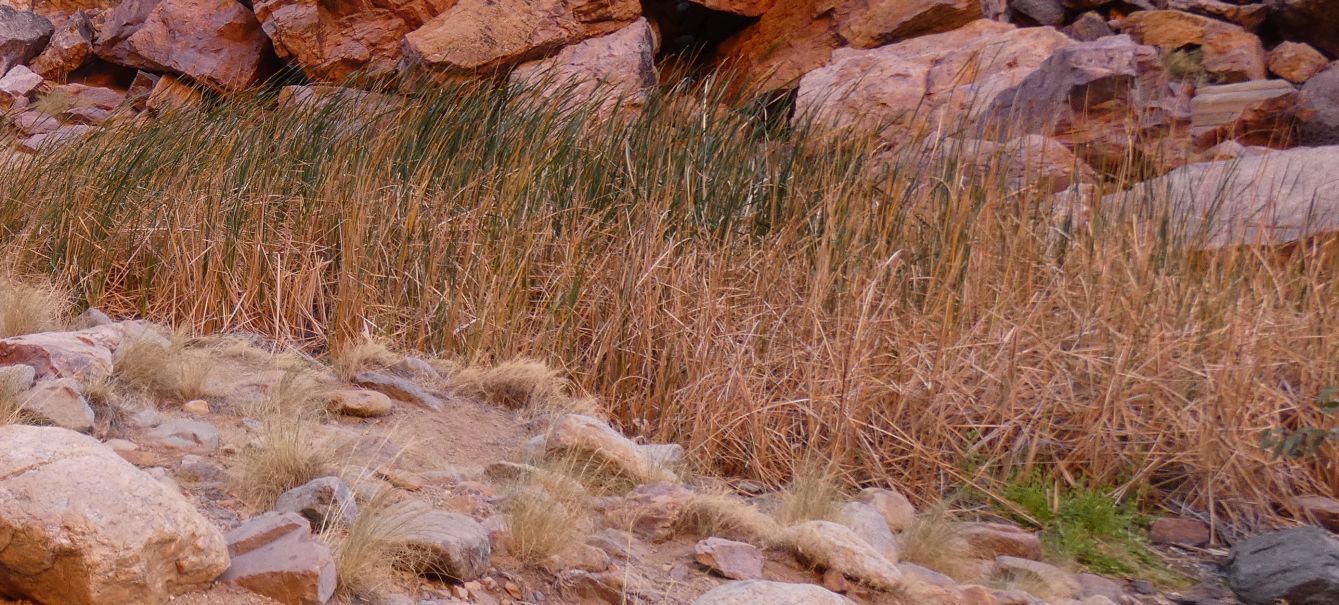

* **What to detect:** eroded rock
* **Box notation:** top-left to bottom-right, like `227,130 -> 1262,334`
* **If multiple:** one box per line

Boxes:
0,425 -> 230,605
694,537 -> 763,580
93,0 -> 271,91
401,0 -> 641,76
1228,526 -> 1339,605
219,512 -> 337,605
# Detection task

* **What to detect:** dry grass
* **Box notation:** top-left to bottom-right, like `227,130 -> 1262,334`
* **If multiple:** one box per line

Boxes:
232,369 -> 334,509
3,78 -> 1337,530
0,368 -> 30,424
0,275 -> 68,338
325,489 -> 424,598
113,329 -> 215,402
451,357 -> 598,416
898,509 -> 984,583
679,491 -> 783,547
502,484 -> 591,563
330,338 -> 399,382
774,462 -> 843,526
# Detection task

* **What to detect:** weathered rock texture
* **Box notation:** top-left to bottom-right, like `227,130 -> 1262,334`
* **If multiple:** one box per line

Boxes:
93,0 -> 272,91
253,0 -> 448,81
510,18 -> 656,113
401,0 -> 641,76
0,425 -> 230,605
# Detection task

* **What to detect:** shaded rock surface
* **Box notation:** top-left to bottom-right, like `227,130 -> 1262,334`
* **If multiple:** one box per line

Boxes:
1228,526 -> 1339,605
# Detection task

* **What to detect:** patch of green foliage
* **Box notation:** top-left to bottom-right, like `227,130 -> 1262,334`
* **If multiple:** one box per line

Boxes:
1002,473 -> 1183,585
1261,387 -> 1339,458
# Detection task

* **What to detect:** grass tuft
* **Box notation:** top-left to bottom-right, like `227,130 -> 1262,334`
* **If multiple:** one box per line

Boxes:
232,368 -> 334,509
325,489 -> 424,599
331,338 -> 399,382
0,276 -> 68,338
774,461 -> 843,526
502,484 -> 590,563
112,329 -> 214,402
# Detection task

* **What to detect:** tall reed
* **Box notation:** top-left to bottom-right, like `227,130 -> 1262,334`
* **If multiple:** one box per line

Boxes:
2,78 -> 1335,529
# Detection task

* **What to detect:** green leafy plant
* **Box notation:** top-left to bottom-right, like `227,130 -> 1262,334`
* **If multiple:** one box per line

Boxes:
1261,387 -> 1339,458
1002,474 -> 1179,584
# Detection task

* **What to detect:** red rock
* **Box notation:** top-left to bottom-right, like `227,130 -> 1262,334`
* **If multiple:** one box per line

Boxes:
253,0 -> 448,81
959,521 -> 1043,560
1268,0 -> 1339,59
0,328 -> 116,381
1117,10 -> 1266,83
1165,0 -> 1267,31
686,0 -> 775,16
220,512 -> 337,605
713,0 -> 841,94
797,20 -> 1069,145
695,537 -> 764,580
144,73 -> 202,112
835,0 -> 982,49
1294,496 -> 1339,532
0,5 -> 53,73
402,0 -> 641,76
1148,517 -> 1210,546
17,123 -> 91,152
93,0 -> 271,92
27,9 -> 91,80
1269,42 -> 1329,85
1299,63 -> 1339,145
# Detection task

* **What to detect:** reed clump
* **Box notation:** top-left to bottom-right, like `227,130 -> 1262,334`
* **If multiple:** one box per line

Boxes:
2,77 -> 1335,530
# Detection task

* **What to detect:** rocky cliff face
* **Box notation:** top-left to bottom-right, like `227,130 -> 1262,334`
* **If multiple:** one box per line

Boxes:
2,0 -> 1337,178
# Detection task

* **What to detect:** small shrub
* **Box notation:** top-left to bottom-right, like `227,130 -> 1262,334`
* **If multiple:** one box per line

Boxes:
326,490 -> 423,599
451,358 -> 597,416
899,507 -> 983,583
0,276 -> 68,338
1002,474 -> 1178,583
774,461 -> 842,525
330,338 -> 399,382
113,329 -> 214,402
232,369 -> 333,509
0,369 -> 29,424
679,492 -> 782,547
1163,47 -> 1212,84
502,485 -> 590,563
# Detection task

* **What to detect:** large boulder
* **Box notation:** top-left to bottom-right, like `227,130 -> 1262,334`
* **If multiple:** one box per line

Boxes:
693,580 -> 857,605
1299,63 -> 1339,145
985,34 -> 1187,173
796,20 -> 1070,145
253,0 -> 446,81
834,0 -> 982,49
401,0 -> 640,76
1227,526 -> 1339,605
92,0 -> 271,92
219,512 -> 336,605
1267,0 -> 1339,59
392,507 -> 491,582
1165,0 -> 1268,31
715,0 -> 984,94
27,8 -> 90,80
1116,10 -> 1266,83
1268,42 -> 1329,84
0,327 -> 119,381
0,6 -> 52,74
510,18 -> 656,114
0,425 -> 230,605
1103,145 -> 1339,248
0,64 -> 43,111
17,377 -> 95,432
